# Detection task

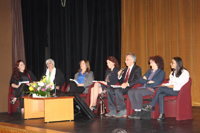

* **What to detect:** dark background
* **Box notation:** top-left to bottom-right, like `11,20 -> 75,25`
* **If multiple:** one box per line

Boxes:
21,0 -> 121,84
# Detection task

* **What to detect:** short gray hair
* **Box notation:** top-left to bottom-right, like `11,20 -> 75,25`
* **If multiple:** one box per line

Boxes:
46,59 -> 55,66
125,52 -> 136,63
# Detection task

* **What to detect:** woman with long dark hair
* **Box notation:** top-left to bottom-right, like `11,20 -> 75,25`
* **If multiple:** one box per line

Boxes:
89,56 -> 120,111
10,60 -> 37,114
143,57 -> 190,121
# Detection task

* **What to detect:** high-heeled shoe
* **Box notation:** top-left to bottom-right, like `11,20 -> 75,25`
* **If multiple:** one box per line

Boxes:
10,98 -> 17,105
157,113 -> 165,121
91,105 -> 97,110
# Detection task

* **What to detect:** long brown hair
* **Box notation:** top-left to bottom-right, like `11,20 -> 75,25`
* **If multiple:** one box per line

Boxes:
106,56 -> 120,70
13,60 -> 28,80
78,60 -> 91,72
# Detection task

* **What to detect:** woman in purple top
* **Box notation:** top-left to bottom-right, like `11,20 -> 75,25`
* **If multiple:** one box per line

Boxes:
128,55 -> 165,119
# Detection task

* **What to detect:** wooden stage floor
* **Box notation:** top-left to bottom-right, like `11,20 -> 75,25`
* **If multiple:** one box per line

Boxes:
0,107 -> 200,133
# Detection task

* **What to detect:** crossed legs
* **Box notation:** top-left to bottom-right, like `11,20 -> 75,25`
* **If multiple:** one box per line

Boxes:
11,84 -> 29,114
89,82 -> 103,110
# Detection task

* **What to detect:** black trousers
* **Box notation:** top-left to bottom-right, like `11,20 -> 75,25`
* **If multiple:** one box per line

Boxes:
107,87 -> 131,111
68,81 -> 85,94
13,84 -> 29,108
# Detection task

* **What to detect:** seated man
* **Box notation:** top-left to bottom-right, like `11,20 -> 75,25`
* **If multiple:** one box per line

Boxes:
105,53 -> 141,117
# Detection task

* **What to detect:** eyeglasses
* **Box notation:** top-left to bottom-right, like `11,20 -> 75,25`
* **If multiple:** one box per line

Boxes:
47,63 -> 52,65
125,59 -> 132,61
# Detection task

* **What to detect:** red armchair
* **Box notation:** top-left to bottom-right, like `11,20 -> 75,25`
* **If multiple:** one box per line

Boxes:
61,82 -> 66,92
8,86 -> 20,114
151,77 -> 193,121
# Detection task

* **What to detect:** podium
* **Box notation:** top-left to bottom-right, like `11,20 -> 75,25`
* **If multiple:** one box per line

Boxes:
23,96 -> 74,122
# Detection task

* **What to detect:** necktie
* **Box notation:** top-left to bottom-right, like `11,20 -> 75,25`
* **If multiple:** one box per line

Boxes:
124,68 -> 130,83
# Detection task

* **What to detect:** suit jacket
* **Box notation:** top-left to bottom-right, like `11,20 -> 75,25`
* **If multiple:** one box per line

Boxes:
118,65 -> 141,88
42,68 -> 65,91
139,68 -> 165,90
74,71 -> 94,94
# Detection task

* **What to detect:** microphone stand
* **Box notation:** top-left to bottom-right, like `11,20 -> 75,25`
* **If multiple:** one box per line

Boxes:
53,80 -> 57,97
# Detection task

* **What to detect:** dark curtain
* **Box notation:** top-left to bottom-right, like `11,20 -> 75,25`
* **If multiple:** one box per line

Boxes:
21,0 -> 48,79
21,0 -> 121,84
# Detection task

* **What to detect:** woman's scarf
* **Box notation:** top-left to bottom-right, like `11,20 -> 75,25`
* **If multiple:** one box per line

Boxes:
45,67 -> 56,89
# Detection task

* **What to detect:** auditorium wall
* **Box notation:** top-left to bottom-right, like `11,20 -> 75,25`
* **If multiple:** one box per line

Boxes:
0,0 -> 12,112
121,0 -> 200,106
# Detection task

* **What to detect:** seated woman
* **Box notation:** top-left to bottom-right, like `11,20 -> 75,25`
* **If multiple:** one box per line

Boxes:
128,55 -> 165,119
143,57 -> 190,121
89,56 -> 120,111
69,60 -> 94,94
42,59 -> 65,91
10,60 -> 37,114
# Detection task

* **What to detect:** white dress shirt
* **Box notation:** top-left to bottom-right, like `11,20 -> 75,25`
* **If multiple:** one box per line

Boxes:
162,69 -> 189,91
118,64 -> 134,87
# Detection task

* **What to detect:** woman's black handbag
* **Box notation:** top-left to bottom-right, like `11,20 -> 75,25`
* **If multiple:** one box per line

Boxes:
140,110 -> 151,119
98,99 -> 106,115
140,102 -> 152,119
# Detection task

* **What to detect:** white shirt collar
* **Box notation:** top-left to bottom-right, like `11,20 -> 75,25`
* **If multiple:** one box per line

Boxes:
128,64 -> 134,70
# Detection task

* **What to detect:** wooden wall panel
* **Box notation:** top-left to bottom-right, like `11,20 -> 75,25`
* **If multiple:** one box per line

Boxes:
0,0 -> 12,112
121,0 -> 200,106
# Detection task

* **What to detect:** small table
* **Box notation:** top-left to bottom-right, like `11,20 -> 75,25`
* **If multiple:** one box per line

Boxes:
23,96 -> 74,122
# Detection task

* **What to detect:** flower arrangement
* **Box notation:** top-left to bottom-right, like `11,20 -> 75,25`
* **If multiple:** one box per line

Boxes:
27,76 -> 53,97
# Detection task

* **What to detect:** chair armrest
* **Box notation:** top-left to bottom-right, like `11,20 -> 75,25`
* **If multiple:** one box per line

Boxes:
176,78 -> 192,108
65,84 -> 70,92
8,86 -> 14,95
61,82 -> 66,92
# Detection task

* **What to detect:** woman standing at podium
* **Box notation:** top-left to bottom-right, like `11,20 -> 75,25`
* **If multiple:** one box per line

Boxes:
10,60 -> 37,114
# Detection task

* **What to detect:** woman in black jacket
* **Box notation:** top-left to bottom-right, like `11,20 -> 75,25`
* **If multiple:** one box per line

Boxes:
42,59 -> 65,91
89,56 -> 120,111
10,60 -> 37,114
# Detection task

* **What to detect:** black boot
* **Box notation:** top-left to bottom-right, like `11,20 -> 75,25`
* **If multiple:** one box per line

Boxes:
132,111 -> 141,119
128,111 -> 137,119
157,114 -> 165,121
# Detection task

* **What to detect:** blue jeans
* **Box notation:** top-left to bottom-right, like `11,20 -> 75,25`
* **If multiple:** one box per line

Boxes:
150,87 -> 179,114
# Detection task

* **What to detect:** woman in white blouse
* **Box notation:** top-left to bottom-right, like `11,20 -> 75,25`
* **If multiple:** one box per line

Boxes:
142,57 -> 190,121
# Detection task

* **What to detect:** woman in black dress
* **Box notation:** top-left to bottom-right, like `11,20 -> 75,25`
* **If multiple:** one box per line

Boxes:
89,56 -> 120,111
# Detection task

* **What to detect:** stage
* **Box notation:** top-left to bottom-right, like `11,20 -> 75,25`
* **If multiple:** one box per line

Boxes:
0,107 -> 200,133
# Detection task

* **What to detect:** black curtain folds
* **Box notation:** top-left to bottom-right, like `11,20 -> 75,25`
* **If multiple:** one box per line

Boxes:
21,0 -> 48,79
21,0 -> 121,84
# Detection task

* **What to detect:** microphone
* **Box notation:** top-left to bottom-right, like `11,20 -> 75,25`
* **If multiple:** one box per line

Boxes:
53,79 -> 57,97
119,67 -> 125,77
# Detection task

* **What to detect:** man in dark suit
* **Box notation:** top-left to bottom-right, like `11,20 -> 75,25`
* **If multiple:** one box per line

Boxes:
105,53 -> 141,117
